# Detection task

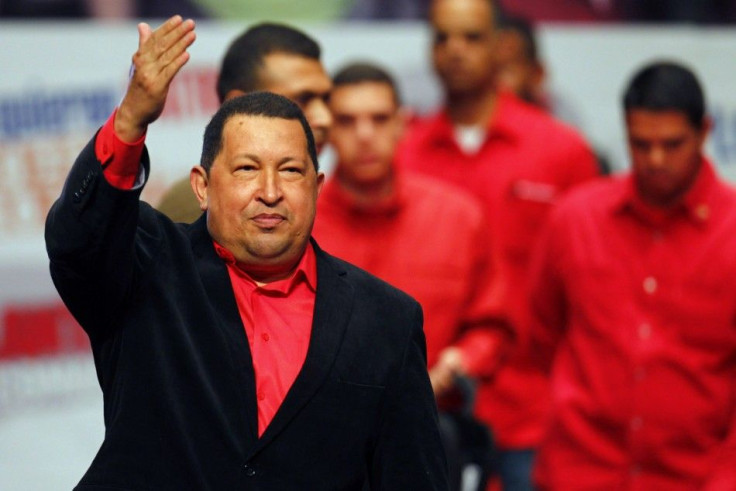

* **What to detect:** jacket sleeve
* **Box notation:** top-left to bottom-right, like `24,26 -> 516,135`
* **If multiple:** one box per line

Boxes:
44,133 -> 151,339
368,301 -> 449,490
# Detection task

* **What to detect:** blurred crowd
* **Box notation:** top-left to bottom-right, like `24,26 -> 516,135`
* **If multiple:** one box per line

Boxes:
3,0 -> 736,23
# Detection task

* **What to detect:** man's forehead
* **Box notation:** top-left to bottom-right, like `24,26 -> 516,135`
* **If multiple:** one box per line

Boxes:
258,52 -> 331,94
430,0 -> 495,27
332,83 -> 397,112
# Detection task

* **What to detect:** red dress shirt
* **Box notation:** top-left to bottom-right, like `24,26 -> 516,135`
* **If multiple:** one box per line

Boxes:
95,110 -> 316,436
528,160 -> 736,490
313,170 -> 509,378
214,242 -> 316,436
396,91 -> 598,448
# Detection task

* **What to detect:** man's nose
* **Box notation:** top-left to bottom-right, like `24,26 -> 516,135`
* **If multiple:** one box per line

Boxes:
307,98 -> 333,133
445,35 -> 467,55
648,146 -> 667,169
356,119 -> 375,141
258,169 -> 283,204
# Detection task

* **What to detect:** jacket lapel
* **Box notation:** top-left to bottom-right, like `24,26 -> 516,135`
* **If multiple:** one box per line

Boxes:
249,241 -> 354,455
189,215 -> 259,440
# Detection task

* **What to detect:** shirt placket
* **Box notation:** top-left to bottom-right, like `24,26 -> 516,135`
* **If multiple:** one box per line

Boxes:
627,224 -> 667,486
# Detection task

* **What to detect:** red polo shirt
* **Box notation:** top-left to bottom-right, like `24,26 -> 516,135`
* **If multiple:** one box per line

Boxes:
313,170 -> 510,378
95,110 -> 316,436
396,92 -> 598,448
528,160 -> 736,490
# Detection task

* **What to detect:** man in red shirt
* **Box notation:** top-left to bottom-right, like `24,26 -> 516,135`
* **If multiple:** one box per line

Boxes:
156,22 -> 332,223
312,62 -> 511,489
396,0 -> 598,487
528,61 -> 736,490
45,17 -> 448,490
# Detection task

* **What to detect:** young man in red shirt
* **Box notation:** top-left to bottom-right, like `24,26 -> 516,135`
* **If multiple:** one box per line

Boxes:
528,61 -> 736,490
396,0 -> 598,487
312,62 -> 512,488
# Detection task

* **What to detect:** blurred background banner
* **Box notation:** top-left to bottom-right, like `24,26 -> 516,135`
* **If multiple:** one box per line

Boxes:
2,17 -> 736,490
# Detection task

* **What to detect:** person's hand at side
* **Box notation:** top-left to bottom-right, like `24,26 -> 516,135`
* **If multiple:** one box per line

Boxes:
115,15 -> 196,143
429,346 -> 467,397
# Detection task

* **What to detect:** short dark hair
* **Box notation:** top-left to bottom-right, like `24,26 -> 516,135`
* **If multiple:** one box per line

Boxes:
216,23 -> 322,103
332,62 -> 402,106
498,14 -> 538,62
200,91 -> 319,173
623,61 -> 706,129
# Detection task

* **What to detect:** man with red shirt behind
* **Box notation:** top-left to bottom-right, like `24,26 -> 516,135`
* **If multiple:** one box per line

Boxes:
396,0 -> 598,488
44,17 -> 447,490
312,62 -> 512,490
528,61 -> 736,490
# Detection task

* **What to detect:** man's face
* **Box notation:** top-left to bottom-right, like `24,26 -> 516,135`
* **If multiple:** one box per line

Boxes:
626,109 -> 708,208
430,0 -> 498,96
494,28 -> 544,105
202,114 -> 324,281
329,82 -> 402,188
258,52 -> 333,153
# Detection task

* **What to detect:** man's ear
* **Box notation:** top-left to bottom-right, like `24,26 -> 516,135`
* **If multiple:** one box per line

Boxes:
190,165 -> 209,211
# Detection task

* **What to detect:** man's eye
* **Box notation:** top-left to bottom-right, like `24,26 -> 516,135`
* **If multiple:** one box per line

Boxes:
465,32 -> 484,43
434,32 -> 448,45
296,95 -> 312,108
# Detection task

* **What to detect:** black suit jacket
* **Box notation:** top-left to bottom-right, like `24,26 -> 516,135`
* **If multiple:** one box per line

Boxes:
45,137 -> 448,490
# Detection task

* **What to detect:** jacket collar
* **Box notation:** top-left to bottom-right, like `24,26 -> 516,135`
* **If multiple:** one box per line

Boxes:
189,218 -> 354,455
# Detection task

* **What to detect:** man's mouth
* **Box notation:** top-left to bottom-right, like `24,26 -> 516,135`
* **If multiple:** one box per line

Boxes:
252,214 -> 285,228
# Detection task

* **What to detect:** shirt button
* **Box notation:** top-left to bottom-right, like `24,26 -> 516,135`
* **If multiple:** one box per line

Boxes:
696,204 -> 710,221
243,464 -> 256,477
631,416 -> 643,430
638,323 -> 652,339
257,391 -> 265,401
262,333 -> 270,342
643,276 -> 657,294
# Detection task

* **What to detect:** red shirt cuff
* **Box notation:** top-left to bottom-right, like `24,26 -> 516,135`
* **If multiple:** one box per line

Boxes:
94,108 -> 146,189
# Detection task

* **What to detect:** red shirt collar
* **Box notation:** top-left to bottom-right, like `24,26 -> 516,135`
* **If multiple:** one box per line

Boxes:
426,91 -> 523,146
321,168 -> 407,216
614,157 -> 718,228
213,240 -> 317,294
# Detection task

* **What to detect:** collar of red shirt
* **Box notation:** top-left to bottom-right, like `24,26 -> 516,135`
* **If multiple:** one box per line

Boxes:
614,157 -> 718,229
321,168 -> 407,216
426,91 -> 524,146
212,240 -> 317,294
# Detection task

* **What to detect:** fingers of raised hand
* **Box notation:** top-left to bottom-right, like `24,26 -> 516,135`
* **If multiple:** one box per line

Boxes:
131,16 -> 195,90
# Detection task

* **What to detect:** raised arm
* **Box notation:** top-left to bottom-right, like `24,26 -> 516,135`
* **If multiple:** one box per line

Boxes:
45,16 -> 196,338
115,15 -> 196,142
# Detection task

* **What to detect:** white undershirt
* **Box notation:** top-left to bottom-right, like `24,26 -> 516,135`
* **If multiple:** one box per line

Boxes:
453,125 -> 486,154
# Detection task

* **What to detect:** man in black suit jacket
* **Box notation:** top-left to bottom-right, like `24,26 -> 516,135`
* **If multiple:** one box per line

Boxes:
45,16 -> 448,490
